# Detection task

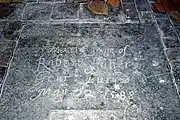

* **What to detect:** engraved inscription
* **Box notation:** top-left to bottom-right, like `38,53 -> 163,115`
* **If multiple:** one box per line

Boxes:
28,45 -> 135,103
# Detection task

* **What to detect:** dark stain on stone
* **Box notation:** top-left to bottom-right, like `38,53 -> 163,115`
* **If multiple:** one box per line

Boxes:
90,75 -> 94,78
0,6 -> 14,19
100,102 -> 104,106
0,67 -> 6,82
3,21 -> 22,40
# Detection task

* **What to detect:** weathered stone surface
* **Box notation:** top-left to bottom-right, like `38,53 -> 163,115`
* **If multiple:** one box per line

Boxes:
23,3 -> 52,21
3,21 -> 22,41
0,41 -> 16,67
166,48 -> 180,62
55,0 -> 66,2
135,0 -> 151,11
171,62 -> 180,95
147,0 -> 156,3
153,13 -> 168,19
38,0 -> 65,2
139,11 -> 153,22
122,0 -> 134,3
0,21 -> 8,41
175,27 -> 180,37
156,19 -> 177,38
163,38 -> 180,48
38,0 -> 54,2
51,3 -> 79,20
122,3 -> 139,21
24,0 -> 37,2
0,67 -> 6,92
0,22 -> 179,120
0,1 -> 180,120
49,110 -> 124,120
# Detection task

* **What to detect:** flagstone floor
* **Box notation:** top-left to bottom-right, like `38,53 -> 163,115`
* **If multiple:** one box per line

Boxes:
0,0 -> 180,120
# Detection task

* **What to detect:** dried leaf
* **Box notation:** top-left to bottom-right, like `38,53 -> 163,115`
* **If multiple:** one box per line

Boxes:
153,0 -> 180,22
88,1 -> 108,15
169,11 -> 180,22
152,3 -> 165,13
153,0 -> 178,12
107,0 -> 120,8
0,6 -> 13,18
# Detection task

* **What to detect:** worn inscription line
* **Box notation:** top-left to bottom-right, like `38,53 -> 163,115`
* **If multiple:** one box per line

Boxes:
119,45 -> 130,58
37,57 -> 54,72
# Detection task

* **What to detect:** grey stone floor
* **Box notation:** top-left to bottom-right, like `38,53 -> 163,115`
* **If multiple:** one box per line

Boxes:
0,0 -> 180,120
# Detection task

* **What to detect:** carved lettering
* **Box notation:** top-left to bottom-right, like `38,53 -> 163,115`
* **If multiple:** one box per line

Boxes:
30,44 -> 133,102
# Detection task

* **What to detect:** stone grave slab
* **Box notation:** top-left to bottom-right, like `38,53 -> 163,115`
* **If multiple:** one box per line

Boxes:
0,23 -> 180,120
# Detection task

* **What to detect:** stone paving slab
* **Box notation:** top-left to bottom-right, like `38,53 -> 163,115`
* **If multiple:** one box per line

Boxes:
16,1 -> 140,23
156,18 -> 178,38
0,0 -> 180,120
165,47 -> 180,96
0,21 -> 8,41
0,0 -> 161,23
51,3 -> 79,20
0,22 -> 180,120
22,3 -> 52,21
135,0 -> 151,11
